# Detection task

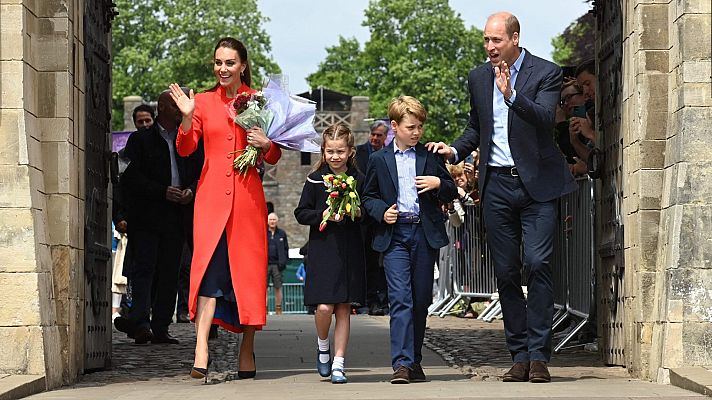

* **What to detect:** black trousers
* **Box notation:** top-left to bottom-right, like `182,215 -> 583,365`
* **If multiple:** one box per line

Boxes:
482,169 -> 557,363
127,228 -> 183,335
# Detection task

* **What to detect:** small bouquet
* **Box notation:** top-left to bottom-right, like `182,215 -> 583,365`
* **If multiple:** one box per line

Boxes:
229,91 -> 274,175
226,76 -> 320,176
319,173 -> 361,232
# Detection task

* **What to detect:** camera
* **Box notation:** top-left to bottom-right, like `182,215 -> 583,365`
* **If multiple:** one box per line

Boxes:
464,154 -> 475,164
572,104 -> 587,119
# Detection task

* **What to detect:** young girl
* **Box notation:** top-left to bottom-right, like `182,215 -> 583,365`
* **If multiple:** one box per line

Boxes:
294,123 -> 366,384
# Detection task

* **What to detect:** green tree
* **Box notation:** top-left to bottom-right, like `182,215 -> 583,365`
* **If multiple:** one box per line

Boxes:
307,0 -> 486,143
111,0 -> 280,130
551,12 -> 595,67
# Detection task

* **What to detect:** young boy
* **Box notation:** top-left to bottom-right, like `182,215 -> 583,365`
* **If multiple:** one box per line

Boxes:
363,96 -> 457,384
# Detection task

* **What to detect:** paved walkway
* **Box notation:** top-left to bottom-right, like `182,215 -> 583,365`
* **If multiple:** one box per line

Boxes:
26,315 -> 702,400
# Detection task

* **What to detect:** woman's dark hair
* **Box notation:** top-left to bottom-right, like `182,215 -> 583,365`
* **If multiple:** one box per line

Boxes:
208,37 -> 252,91
575,59 -> 595,78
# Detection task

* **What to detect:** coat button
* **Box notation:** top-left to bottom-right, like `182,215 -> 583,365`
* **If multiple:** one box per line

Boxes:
227,135 -> 233,140
226,171 -> 231,177
227,154 -> 232,159
225,189 -> 231,195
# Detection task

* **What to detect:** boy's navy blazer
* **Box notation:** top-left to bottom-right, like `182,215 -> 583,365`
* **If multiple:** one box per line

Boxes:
363,141 -> 457,252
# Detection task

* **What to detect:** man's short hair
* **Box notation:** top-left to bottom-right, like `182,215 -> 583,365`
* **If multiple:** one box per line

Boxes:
388,96 -> 427,124
370,120 -> 389,133
132,104 -> 155,123
575,60 -> 595,77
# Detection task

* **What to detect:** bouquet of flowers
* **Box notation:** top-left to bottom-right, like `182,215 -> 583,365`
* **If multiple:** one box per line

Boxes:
319,173 -> 361,232
227,76 -> 320,175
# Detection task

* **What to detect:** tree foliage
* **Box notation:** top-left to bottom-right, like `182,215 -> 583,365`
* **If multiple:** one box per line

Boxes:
551,12 -> 595,67
307,0 -> 486,143
111,0 -> 280,130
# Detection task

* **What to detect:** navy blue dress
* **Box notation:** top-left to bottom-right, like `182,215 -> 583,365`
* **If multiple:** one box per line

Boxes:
199,231 -> 240,328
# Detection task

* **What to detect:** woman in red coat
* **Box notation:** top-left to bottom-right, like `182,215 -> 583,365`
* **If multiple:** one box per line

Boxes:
170,37 -> 281,381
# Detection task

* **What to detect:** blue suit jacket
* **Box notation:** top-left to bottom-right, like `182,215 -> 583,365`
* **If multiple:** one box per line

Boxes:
363,141 -> 457,252
453,50 -> 577,202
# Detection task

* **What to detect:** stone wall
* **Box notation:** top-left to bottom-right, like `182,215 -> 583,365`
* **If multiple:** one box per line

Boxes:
0,0 -> 87,388
621,0 -> 712,380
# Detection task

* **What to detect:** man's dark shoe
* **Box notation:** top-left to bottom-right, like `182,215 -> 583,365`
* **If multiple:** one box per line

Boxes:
151,332 -> 179,344
502,362 -> 530,382
369,305 -> 385,316
410,364 -> 426,382
528,361 -> 551,383
134,327 -> 153,345
176,313 -> 190,323
113,316 -> 136,339
390,366 -> 411,384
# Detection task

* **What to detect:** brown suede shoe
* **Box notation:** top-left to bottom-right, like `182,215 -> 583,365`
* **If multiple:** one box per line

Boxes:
529,361 -> 551,383
390,366 -> 411,384
502,362 -> 530,382
410,364 -> 426,382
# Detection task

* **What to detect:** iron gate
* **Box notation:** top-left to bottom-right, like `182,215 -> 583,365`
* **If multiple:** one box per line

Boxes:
83,0 -> 116,371
594,0 -> 626,366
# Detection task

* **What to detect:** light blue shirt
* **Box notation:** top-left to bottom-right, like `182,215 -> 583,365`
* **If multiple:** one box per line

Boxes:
157,123 -> 181,187
489,49 -> 526,167
393,141 -> 420,216
450,49 -> 526,165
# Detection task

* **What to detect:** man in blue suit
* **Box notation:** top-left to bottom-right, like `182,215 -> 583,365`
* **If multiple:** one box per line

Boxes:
364,96 -> 457,384
429,12 -> 576,383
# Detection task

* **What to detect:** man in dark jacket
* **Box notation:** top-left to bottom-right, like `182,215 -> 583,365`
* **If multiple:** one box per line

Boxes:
115,89 -> 201,344
354,121 -> 390,315
267,212 -> 289,315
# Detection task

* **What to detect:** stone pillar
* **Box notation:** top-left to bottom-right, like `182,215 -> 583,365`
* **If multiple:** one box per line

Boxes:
0,0 -> 86,389
621,0 -> 712,381
122,95 -> 144,131
350,96 -> 370,144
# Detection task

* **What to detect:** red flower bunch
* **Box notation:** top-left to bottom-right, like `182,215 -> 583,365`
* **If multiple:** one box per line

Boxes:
232,92 -> 252,114
319,173 -> 360,232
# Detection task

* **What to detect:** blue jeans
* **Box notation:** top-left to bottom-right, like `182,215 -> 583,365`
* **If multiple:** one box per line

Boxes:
382,223 -> 437,370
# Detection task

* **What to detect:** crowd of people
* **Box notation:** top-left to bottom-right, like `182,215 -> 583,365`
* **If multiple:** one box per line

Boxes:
109,9 -> 600,387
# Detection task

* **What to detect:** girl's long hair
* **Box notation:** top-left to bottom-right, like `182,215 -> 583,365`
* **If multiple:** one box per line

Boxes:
207,37 -> 252,92
312,123 -> 356,173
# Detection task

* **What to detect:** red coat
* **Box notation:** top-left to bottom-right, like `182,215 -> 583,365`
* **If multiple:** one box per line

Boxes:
176,84 -> 281,332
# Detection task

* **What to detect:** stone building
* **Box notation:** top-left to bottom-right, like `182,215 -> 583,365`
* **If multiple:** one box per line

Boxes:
0,0 -> 710,394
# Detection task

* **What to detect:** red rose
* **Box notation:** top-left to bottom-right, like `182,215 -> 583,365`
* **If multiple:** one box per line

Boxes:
329,191 -> 339,198
341,182 -> 347,189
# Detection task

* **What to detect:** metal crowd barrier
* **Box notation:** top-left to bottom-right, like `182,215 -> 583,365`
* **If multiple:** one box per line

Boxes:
267,283 -> 308,314
431,177 -> 596,352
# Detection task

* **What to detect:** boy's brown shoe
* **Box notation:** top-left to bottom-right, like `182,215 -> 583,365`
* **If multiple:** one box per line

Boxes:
390,366 -> 411,384
410,364 -> 426,382
528,361 -> 551,383
502,362 -> 529,382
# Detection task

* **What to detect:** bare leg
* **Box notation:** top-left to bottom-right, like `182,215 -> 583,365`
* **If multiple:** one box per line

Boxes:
239,326 -> 256,371
315,304 -> 334,340
194,296 -> 216,368
333,303 -> 351,358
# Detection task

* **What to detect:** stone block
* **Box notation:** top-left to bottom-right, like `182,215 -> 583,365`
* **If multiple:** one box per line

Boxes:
0,109 -> 24,165
624,212 -> 641,249
74,40 -> 84,91
637,272 -> 658,320
682,322 -> 712,365
668,299 -> 685,322
662,322 -> 684,368
676,205 -> 712,269
0,4 -> 24,61
0,61 -> 24,108
37,71 -> 72,118
22,0 -> 68,18
681,60 -> 712,83
642,50 -> 670,73
26,134 -> 42,170
640,209 -> 661,265
38,117 -> 73,143
677,83 -> 711,108
0,208 -> 39,272
639,168 -> 664,210
637,3 -> 670,50
41,141 -> 79,195
0,273 -> 42,326
679,108 -> 712,162
673,161 -> 712,205
46,194 -> 71,245
0,327 -> 45,373
0,165 -> 31,208
675,0 -> 712,19
28,28 -> 71,72
678,14 -> 712,59
640,140 -> 666,170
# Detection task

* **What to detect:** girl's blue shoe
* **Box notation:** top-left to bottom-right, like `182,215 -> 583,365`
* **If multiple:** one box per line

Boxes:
331,368 -> 347,384
317,348 -> 331,377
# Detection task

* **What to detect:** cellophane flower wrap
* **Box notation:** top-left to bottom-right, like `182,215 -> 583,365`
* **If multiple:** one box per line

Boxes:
319,173 -> 361,232
226,76 -> 320,175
